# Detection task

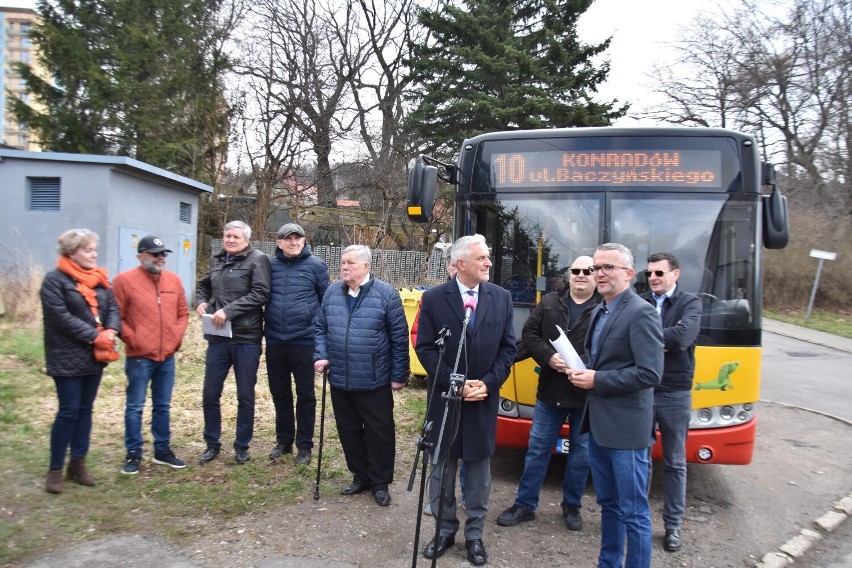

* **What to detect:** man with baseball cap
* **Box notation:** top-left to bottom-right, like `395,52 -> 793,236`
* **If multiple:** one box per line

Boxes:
113,235 -> 190,474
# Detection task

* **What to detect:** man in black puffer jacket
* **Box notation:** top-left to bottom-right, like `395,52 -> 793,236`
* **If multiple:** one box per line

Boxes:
314,245 -> 410,507
195,221 -> 271,465
496,255 -> 599,532
264,223 -> 329,466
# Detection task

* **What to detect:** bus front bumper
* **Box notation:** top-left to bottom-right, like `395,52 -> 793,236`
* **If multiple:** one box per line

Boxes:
496,414 -> 757,465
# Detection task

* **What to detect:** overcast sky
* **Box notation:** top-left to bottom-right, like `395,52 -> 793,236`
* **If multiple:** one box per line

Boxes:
578,0 -> 711,125
6,0 -> 708,126
2,0 -> 33,9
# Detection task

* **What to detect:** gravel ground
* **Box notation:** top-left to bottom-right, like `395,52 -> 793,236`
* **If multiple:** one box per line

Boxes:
26,402 -> 852,568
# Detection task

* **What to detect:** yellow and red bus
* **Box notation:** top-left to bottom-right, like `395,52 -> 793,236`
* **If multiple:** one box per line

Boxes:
407,127 -> 789,464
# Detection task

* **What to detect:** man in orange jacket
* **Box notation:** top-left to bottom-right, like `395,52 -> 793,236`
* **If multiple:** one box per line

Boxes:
113,236 -> 189,474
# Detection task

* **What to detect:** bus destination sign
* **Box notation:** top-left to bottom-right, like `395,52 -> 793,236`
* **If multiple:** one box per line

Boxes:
490,150 -> 722,188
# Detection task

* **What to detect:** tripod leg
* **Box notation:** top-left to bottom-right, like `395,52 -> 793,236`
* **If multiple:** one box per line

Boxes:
410,450 -> 431,567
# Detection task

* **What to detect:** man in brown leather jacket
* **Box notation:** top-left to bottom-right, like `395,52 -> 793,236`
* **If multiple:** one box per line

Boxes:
195,221 -> 271,465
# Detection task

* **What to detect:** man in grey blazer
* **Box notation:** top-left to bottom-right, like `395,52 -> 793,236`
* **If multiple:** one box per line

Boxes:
569,243 -> 664,568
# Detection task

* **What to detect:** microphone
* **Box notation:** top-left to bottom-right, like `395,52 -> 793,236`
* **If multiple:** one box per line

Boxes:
463,295 -> 477,322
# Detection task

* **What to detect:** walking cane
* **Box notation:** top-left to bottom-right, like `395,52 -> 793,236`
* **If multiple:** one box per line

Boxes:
313,367 -> 329,500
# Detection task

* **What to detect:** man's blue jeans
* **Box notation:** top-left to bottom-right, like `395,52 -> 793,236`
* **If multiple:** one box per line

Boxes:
124,356 -> 176,455
50,373 -> 102,470
650,389 -> 691,530
202,341 -> 261,451
589,434 -> 652,568
515,399 -> 589,510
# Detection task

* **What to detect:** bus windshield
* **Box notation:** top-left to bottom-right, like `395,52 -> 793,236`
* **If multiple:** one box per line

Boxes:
456,138 -> 760,346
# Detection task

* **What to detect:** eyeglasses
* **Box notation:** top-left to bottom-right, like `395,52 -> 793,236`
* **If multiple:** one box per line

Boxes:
150,251 -> 168,258
570,268 -> 593,276
644,269 -> 672,278
591,264 -> 629,274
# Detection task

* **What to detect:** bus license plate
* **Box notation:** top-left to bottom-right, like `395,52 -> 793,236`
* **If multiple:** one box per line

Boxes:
554,438 -> 570,454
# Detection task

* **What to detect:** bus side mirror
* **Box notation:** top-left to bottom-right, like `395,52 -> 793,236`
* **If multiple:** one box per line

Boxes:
762,187 -> 789,249
407,155 -> 438,223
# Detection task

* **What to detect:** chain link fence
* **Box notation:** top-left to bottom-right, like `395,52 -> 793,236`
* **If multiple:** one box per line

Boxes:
211,239 -> 449,288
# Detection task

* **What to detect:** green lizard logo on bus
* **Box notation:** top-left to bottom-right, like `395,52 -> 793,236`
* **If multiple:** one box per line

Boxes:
694,361 -> 740,391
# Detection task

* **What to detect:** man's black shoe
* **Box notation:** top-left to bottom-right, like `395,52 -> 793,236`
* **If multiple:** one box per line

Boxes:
561,503 -> 583,531
495,503 -> 535,526
268,443 -> 292,460
199,446 -> 220,463
340,480 -> 369,495
235,449 -> 250,464
294,448 -> 311,465
373,490 -> 391,506
465,539 -> 488,566
664,528 -> 682,551
423,535 -> 455,559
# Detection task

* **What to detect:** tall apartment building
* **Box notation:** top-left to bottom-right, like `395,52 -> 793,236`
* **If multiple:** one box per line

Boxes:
1,4 -> 39,150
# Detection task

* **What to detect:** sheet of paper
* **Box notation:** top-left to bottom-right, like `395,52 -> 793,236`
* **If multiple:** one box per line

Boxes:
202,314 -> 232,338
549,324 -> 586,370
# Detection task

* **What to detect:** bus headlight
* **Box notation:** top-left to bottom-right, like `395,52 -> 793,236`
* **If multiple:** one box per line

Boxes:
690,402 -> 757,428
697,447 -> 713,462
500,398 -> 516,413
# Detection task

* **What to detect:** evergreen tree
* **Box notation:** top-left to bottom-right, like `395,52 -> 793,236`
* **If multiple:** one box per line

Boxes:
10,0 -> 235,182
9,1 -> 114,154
407,0 -> 626,154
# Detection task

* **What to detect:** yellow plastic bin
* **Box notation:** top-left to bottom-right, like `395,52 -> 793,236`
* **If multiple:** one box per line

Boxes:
398,288 -> 427,377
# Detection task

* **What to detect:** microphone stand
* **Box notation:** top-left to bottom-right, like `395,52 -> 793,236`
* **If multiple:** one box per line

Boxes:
421,308 -> 473,568
408,326 -> 449,567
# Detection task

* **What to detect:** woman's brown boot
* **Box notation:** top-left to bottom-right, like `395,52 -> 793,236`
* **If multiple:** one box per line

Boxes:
45,468 -> 64,494
66,457 -> 96,486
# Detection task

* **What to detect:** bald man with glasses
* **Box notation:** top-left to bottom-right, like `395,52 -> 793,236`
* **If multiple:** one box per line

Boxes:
496,255 -> 599,532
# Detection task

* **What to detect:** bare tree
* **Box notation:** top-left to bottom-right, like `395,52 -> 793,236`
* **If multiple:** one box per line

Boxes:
231,0 -> 430,249
341,0 -> 419,249
643,13 -> 748,129
271,0 -> 367,207
232,1 -> 310,239
646,0 -> 851,213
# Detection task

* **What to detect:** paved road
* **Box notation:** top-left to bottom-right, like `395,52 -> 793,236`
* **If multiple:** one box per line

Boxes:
797,518 -> 852,568
762,319 -> 852,423
758,320 -> 852,568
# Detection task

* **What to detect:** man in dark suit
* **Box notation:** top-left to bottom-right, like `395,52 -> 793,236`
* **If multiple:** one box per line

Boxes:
415,234 -> 516,567
641,252 -> 702,552
569,243 -> 663,568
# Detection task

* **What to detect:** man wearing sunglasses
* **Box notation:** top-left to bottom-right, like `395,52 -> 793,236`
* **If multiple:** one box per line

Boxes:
569,243 -> 663,568
113,235 -> 190,474
496,256 -> 598,532
641,252 -> 702,552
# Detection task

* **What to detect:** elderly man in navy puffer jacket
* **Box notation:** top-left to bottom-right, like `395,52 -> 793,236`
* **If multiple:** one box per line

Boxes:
314,244 -> 410,507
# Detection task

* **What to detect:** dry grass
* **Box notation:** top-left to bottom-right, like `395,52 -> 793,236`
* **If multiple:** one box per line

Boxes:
763,208 -> 852,310
0,263 -> 44,323
0,319 -> 428,566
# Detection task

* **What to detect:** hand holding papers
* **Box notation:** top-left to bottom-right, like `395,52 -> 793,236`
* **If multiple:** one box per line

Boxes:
549,325 -> 586,370
202,313 -> 232,338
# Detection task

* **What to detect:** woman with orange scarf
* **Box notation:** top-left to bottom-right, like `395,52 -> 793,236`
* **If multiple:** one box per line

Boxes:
39,229 -> 120,494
